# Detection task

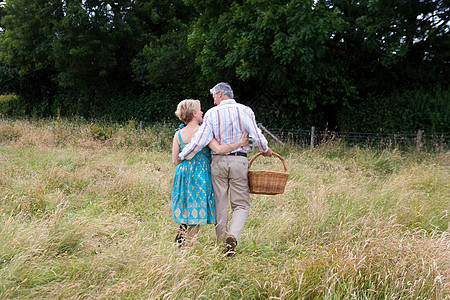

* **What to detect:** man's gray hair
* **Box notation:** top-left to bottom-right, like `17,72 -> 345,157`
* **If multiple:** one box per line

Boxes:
209,82 -> 234,99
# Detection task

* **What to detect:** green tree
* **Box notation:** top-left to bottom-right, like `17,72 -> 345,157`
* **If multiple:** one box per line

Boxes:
0,0 -> 194,115
132,28 -> 206,97
0,0 -> 59,110
326,0 -> 449,93
0,3 -> 6,30
184,0 -> 449,129
185,1 -> 355,106
51,0 -> 187,95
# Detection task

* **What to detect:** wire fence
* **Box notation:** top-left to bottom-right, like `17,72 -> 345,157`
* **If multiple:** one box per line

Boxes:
150,122 -> 449,150
1,116 -> 448,150
160,122 -> 449,150
263,126 -> 449,150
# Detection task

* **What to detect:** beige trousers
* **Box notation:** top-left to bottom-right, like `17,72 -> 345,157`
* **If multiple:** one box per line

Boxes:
211,155 -> 250,243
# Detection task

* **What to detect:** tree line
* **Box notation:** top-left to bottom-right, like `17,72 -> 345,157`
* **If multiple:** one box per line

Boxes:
0,0 -> 449,134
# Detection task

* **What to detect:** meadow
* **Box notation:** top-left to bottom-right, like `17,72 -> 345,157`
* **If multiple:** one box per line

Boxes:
0,119 -> 448,299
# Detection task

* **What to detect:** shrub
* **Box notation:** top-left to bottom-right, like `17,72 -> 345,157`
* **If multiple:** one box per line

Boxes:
0,123 -> 22,142
339,85 -> 450,134
88,124 -> 114,140
0,94 -> 19,116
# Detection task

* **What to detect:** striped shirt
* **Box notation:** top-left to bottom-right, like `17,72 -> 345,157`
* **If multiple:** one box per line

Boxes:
178,99 -> 269,160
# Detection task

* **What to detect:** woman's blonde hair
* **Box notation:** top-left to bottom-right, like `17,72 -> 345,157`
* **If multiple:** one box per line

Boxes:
175,99 -> 201,124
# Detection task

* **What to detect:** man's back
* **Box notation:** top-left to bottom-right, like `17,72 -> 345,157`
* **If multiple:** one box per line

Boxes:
179,99 -> 268,160
204,100 -> 253,148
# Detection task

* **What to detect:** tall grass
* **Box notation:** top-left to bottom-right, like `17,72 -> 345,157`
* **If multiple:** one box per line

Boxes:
0,119 -> 448,299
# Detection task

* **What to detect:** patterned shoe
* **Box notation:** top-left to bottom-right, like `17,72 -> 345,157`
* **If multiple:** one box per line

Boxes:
175,224 -> 187,247
175,232 -> 185,247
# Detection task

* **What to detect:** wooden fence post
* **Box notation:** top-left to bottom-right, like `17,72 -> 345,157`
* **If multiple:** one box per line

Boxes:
310,126 -> 315,150
258,123 -> 284,145
416,130 -> 424,150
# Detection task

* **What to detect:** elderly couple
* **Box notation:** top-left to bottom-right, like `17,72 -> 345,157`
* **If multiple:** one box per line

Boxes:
171,82 -> 272,257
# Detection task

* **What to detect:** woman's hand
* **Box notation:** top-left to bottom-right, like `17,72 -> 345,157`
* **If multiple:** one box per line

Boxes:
208,133 -> 249,154
238,133 -> 249,147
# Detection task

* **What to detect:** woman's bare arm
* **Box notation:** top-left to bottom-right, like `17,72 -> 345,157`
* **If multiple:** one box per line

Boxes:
208,133 -> 248,154
172,134 -> 182,166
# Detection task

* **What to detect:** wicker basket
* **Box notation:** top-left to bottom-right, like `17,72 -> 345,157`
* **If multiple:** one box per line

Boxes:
248,152 -> 289,195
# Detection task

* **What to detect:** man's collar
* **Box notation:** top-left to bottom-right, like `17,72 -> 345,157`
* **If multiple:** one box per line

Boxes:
218,99 -> 236,105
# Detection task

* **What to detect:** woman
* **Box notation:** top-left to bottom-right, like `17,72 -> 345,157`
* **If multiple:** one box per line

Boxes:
171,99 -> 248,246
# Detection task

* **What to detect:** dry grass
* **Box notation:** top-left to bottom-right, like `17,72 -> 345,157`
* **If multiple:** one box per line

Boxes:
0,119 -> 449,299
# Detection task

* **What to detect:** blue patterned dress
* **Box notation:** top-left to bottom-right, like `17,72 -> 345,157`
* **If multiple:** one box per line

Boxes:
171,130 -> 216,225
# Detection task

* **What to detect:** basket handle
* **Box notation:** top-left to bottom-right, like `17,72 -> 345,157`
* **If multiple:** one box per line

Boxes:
248,152 -> 287,173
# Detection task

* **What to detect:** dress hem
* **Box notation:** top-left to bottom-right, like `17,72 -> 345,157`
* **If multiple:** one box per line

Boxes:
172,217 -> 216,225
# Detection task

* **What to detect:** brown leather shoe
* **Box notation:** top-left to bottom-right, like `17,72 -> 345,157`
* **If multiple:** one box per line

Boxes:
224,235 -> 237,257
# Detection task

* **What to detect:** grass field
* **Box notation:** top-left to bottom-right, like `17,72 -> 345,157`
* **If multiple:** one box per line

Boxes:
0,119 -> 449,299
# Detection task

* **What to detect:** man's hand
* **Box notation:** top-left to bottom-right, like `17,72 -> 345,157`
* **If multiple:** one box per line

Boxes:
262,147 -> 273,157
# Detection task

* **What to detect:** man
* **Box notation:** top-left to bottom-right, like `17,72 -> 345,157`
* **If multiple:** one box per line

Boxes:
178,82 -> 272,256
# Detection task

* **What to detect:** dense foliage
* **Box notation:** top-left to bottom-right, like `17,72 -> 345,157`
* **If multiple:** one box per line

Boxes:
0,0 -> 449,133
0,0 -> 194,118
